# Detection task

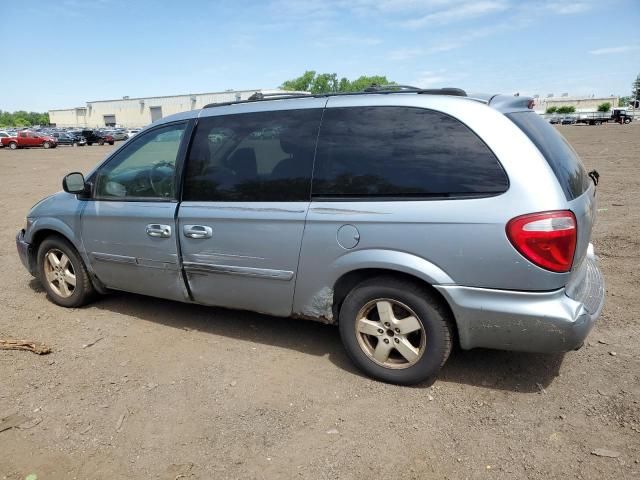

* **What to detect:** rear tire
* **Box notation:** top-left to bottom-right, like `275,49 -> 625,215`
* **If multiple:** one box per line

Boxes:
37,236 -> 96,308
339,276 -> 453,385
109,141 -> 114,145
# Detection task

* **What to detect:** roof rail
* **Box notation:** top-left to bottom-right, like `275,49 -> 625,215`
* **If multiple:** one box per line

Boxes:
247,91 -> 311,101
363,84 -> 422,92
202,86 -> 468,109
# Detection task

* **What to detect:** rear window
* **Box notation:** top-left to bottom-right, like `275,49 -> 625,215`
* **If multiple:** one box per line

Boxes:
313,106 -> 508,199
507,112 -> 590,200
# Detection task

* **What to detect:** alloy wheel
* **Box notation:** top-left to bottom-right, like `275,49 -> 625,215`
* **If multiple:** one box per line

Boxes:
355,298 -> 426,369
43,249 -> 76,298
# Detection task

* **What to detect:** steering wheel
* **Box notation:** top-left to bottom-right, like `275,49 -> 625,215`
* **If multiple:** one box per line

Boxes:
149,161 -> 175,197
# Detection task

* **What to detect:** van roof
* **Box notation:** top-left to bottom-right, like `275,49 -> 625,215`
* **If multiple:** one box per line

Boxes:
200,86 -> 534,114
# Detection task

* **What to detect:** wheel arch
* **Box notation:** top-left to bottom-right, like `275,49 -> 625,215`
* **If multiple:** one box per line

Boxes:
328,267 -> 459,350
29,225 -> 107,294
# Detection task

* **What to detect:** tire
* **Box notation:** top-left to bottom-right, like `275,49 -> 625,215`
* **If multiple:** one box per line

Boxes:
109,141 -> 114,145
72,142 -> 78,147
338,276 -> 453,385
9,142 -> 18,150
624,118 -> 631,124
43,142 -> 51,149
99,140 -> 105,146
37,235 -> 96,308
87,142 -> 93,146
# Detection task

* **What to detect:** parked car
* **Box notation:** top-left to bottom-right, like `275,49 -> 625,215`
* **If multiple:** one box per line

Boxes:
108,130 -> 129,141
81,130 -> 115,146
0,131 -> 14,147
125,129 -> 141,139
15,88 -> 604,385
561,116 -> 577,125
548,116 -> 561,124
52,132 -> 87,147
1,130 -> 57,149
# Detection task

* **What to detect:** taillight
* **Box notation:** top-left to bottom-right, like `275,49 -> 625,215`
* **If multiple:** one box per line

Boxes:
506,211 -> 577,273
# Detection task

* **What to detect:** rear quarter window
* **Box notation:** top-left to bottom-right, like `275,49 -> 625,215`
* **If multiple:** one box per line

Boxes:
312,106 -> 508,199
507,112 -> 590,200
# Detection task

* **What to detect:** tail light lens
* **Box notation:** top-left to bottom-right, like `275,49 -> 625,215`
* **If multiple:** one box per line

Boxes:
506,211 -> 577,273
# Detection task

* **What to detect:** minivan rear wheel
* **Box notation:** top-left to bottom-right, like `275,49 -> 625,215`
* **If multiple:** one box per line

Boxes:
339,277 -> 452,385
37,236 -> 96,308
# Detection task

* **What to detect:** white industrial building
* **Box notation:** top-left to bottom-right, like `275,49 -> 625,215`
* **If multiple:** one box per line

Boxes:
49,89 -> 300,128
533,94 -> 620,113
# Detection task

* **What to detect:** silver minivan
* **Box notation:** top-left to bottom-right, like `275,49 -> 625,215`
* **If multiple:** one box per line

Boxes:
16,88 -> 605,384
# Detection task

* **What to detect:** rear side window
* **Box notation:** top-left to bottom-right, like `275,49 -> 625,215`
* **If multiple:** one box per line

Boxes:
507,112 -> 590,200
183,109 -> 322,202
312,106 -> 508,198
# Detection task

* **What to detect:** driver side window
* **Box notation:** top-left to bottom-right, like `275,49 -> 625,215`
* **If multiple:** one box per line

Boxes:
95,123 -> 186,200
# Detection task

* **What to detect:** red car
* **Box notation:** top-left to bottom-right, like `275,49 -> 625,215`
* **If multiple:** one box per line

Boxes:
1,131 -> 58,150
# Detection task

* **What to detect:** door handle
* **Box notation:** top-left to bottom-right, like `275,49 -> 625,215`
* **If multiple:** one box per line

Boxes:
146,224 -> 172,238
183,225 -> 213,239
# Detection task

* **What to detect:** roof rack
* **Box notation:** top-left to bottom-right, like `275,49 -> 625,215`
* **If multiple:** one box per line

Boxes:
247,91 -> 310,101
203,86 -> 467,109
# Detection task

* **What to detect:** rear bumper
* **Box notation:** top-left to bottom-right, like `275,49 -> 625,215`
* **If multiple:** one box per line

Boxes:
16,229 -> 36,276
436,253 -> 604,353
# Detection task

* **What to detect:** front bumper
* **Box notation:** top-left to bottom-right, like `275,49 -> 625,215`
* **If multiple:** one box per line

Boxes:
16,229 -> 36,276
436,253 -> 605,353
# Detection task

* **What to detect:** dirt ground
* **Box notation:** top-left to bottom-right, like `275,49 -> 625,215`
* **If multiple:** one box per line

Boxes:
1,124 -> 638,480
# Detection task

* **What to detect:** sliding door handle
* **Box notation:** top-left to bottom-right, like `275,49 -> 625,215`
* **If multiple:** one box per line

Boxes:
146,224 -> 172,238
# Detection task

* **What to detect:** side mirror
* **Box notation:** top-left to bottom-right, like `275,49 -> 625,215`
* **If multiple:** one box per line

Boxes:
62,172 -> 88,194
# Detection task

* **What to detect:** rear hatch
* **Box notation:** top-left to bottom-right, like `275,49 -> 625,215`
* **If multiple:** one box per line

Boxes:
506,111 -> 596,277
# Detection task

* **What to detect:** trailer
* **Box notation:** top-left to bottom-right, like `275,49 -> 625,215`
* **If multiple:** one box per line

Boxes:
576,109 -> 633,125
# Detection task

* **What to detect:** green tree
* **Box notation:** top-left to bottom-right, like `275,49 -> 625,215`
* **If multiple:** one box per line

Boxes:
545,106 -> 557,114
0,110 -> 49,127
556,106 -> 576,114
280,70 -> 317,92
618,96 -> 631,107
633,73 -> 640,101
597,102 -> 611,112
281,72 -> 395,94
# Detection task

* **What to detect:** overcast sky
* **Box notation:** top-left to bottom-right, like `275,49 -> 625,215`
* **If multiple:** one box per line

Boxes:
2,0 -> 639,111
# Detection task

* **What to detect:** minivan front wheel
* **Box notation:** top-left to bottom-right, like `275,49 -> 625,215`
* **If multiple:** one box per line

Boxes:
339,277 -> 452,385
37,236 -> 95,307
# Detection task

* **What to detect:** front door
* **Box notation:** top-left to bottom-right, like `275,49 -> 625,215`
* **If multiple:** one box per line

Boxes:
178,105 -> 325,317
81,121 -> 189,301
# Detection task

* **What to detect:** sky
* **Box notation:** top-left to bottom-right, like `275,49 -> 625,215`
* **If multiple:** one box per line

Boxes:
1,0 -> 639,112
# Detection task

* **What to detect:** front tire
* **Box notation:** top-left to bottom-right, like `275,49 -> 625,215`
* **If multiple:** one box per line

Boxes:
37,236 -> 96,308
624,118 -> 631,124
8,142 -> 17,150
43,142 -> 51,149
339,277 -> 453,385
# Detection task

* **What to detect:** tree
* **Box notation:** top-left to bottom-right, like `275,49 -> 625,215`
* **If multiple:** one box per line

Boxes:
619,96 -> 631,107
545,106 -> 557,114
597,102 -> 611,112
281,71 -> 395,94
633,73 -> 640,101
556,106 -> 575,114
0,110 -> 49,127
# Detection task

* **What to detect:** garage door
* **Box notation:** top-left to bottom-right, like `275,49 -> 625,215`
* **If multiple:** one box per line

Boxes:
150,107 -> 163,123
103,115 -> 116,127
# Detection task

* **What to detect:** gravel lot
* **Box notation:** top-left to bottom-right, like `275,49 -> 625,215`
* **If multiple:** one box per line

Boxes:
1,124 -> 638,479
